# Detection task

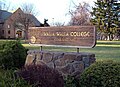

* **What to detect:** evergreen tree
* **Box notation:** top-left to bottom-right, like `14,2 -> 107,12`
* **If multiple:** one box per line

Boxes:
91,0 -> 120,40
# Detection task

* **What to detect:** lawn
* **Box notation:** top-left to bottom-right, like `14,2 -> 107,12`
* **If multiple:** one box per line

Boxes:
23,40 -> 120,62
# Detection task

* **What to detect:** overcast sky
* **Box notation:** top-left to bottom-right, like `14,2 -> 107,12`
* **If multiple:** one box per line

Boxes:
1,0 -> 96,25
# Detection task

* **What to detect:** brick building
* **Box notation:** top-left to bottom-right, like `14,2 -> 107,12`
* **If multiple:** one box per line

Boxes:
0,8 -> 42,39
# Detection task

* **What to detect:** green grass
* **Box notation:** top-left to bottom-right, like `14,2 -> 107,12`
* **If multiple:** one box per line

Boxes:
23,41 -> 120,62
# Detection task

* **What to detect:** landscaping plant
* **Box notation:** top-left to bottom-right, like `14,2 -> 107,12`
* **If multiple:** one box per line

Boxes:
17,64 -> 64,87
0,69 -> 31,87
64,75 -> 79,87
0,40 -> 27,69
79,61 -> 120,87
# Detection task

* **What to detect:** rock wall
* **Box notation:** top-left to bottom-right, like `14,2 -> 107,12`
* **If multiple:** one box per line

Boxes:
25,50 -> 95,78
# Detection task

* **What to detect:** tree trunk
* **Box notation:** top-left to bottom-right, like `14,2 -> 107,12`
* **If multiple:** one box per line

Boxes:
24,26 -> 28,43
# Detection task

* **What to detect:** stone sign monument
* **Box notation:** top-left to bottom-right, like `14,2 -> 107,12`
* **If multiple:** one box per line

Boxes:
26,26 -> 96,78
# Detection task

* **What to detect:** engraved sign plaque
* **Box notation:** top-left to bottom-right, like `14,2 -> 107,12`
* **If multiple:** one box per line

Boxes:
28,26 -> 96,48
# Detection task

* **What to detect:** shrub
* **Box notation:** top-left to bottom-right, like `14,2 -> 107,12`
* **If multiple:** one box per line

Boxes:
79,61 -> 120,87
0,40 -> 27,69
0,69 -> 31,87
64,75 -> 79,87
17,65 -> 64,87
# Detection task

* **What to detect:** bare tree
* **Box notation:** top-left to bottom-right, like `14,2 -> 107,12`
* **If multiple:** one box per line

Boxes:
14,10 -> 34,40
69,2 -> 91,26
0,0 -> 11,10
14,3 -> 39,40
15,14 -> 32,39
0,0 -> 11,19
21,2 -> 38,16
54,22 -> 65,26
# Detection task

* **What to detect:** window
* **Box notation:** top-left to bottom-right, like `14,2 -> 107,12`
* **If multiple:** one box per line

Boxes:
8,30 -> 10,34
2,30 -> 4,34
19,13 -> 21,15
8,25 -> 10,28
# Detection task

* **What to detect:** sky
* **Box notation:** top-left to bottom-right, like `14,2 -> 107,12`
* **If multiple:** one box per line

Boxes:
1,0 -> 96,25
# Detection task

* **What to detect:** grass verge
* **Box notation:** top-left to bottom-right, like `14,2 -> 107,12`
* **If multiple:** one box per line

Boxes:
22,41 -> 120,62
